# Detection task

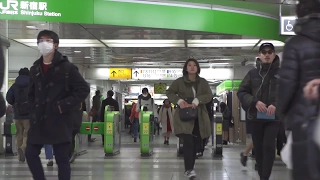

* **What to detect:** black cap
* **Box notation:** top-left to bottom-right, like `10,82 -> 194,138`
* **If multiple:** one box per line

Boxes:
259,43 -> 275,52
142,88 -> 148,93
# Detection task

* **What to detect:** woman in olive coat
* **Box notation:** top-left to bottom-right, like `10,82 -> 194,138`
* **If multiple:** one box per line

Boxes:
166,58 -> 213,180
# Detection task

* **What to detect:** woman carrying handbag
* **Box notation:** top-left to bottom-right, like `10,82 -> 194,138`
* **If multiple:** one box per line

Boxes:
166,58 -> 213,180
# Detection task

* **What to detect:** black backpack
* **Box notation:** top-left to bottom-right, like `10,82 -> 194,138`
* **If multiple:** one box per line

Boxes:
14,85 -> 29,116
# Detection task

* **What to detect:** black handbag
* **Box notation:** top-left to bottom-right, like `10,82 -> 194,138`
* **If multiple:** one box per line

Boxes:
179,97 -> 198,122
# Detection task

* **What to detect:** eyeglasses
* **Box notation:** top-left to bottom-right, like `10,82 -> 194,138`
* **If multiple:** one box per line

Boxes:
37,39 -> 54,43
260,50 -> 274,55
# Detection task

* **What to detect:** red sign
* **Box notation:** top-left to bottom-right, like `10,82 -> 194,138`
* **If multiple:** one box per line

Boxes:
94,126 -> 99,131
85,126 -> 90,131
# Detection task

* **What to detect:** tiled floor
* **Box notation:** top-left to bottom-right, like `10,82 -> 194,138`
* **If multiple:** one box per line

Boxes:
0,132 -> 291,180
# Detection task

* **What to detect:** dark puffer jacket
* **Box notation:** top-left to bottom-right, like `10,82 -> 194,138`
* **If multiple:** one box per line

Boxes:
237,56 -> 280,121
277,17 -> 320,131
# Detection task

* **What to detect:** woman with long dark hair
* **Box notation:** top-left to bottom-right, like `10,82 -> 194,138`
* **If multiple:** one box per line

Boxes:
166,58 -> 213,180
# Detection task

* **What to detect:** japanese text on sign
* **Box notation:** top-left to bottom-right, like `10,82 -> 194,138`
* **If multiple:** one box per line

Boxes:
0,0 -> 61,17
132,68 -> 183,80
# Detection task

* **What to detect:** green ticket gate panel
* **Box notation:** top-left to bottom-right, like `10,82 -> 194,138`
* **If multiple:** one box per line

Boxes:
140,108 -> 154,157
11,123 -> 16,135
79,122 -> 92,135
104,111 -> 121,156
91,122 -> 104,135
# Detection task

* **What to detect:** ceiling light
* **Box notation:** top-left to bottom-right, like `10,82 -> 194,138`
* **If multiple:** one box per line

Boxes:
26,26 -> 37,29
84,56 -> 91,59
74,51 -> 81,53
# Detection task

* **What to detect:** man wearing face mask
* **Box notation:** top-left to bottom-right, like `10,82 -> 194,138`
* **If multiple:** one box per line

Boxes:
237,43 -> 280,180
25,30 -> 90,180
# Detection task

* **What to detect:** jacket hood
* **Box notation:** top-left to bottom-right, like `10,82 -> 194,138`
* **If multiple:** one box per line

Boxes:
295,14 -> 320,43
15,75 -> 30,87
33,51 -> 69,66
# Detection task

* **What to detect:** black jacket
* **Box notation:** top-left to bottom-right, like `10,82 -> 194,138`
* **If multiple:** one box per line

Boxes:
28,51 -> 90,144
277,17 -> 320,131
237,57 -> 280,121
6,75 -> 30,119
100,97 -> 119,121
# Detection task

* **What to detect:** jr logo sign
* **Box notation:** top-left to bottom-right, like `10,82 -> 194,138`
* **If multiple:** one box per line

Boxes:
0,0 -> 18,11
0,0 -> 62,17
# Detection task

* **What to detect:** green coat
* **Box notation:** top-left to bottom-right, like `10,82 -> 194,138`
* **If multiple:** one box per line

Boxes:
166,75 -> 213,139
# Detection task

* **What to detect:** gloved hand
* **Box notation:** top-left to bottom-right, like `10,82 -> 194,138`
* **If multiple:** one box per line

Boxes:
0,39 -> 5,118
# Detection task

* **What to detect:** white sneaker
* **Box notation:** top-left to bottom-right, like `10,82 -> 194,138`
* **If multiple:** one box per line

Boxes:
185,170 -> 196,180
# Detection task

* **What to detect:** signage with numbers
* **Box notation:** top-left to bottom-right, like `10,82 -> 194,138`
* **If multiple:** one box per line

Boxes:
132,68 -> 182,80
0,0 -> 93,23
109,68 -> 132,80
280,16 -> 296,36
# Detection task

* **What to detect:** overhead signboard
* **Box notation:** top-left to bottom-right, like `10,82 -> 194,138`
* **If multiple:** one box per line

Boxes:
132,68 -> 233,80
132,68 -> 182,80
109,68 -> 132,80
280,16 -> 296,36
0,0 -> 93,23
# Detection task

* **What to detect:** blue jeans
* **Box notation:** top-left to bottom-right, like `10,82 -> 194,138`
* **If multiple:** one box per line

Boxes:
133,118 -> 139,138
44,145 -> 53,159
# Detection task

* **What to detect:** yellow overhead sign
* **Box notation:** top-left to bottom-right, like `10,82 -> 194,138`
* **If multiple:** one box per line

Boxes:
109,68 -> 132,79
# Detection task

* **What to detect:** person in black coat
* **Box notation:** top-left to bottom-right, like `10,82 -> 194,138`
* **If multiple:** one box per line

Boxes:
277,1 -> 320,179
100,90 -> 119,145
25,30 -> 90,180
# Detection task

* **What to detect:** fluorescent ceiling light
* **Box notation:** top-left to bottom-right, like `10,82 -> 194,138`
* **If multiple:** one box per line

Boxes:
84,56 -> 91,58
26,26 -> 36,29
14,39 -> 285,48
74,51 -> 81,53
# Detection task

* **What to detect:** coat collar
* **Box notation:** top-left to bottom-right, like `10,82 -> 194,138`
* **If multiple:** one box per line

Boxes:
33,50 -> 68,66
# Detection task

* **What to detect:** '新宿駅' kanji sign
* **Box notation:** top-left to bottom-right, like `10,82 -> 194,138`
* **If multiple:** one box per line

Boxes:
0,0 -> 93,23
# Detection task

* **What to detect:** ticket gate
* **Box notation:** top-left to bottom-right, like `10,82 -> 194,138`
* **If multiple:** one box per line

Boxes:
213,113 -> 223,158
3,121 -> 16,156
104,108 -> 121,156
140,106 -> 154,157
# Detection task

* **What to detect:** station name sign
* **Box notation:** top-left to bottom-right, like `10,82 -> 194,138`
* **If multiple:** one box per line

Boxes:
0,0 -> 62,17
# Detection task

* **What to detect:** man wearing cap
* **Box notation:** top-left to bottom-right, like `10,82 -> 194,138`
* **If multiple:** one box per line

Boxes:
237,43 -> 280,180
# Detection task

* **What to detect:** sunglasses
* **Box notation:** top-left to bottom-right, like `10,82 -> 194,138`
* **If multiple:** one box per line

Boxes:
260,50 -> 274,55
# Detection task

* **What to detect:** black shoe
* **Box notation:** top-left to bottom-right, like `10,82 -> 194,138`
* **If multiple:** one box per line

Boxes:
223,140 -> 228,145
164,140 -> 167,144
69,152 -> 77,163
166,140 -> 169,145
134,138 -> 137,142
47,160 -> 53,167
240,152 -> 248,167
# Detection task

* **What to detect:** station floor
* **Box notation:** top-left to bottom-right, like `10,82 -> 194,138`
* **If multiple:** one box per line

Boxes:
0,132 -> 292,180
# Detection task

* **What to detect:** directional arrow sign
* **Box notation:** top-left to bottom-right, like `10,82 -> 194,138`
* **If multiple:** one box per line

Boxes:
133,71 -> 139,77
111,71 -> 117,77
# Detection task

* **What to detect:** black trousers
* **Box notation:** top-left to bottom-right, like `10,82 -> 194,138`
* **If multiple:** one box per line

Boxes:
250,121 -> 279,180
25,142 -> 71,180
182,119 -> 201,171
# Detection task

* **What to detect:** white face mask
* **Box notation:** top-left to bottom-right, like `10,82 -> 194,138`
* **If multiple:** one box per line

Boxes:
38,42 -> 54,56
